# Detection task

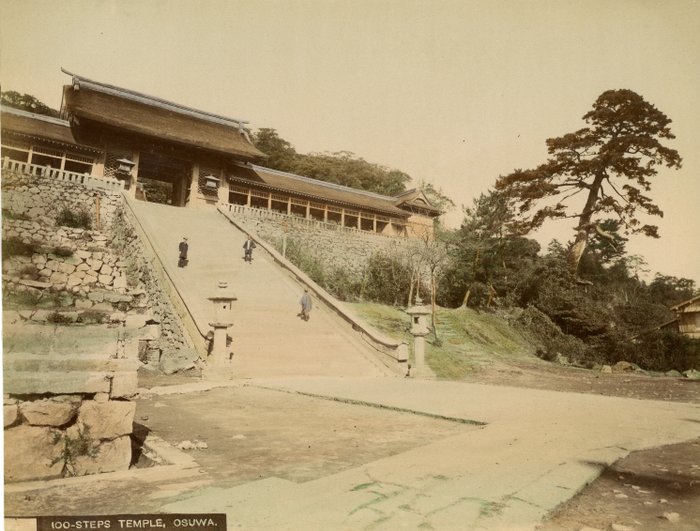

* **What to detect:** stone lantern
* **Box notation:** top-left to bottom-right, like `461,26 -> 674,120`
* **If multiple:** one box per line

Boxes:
115,158 -> 135,190
405,295 -> 431,377
207,281 -> 237,369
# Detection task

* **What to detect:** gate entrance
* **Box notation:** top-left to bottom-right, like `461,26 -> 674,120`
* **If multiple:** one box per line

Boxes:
137,152 -> 191,206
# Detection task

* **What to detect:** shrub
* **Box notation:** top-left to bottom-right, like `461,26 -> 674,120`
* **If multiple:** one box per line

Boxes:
56,207 -> 92,229
283,238 -> 326,286
2,237 -> 40,259
515,306 -> 593,365
51,246 -> 74,257
19,264 -> 40,279
1,208 -> 30,221
76,310 -> 108,324
617,330 -> 700,372
361,251 -> 413,306
47,311 -> 74,324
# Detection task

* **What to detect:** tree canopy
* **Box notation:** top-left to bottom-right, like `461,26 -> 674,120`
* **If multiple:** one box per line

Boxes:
496,89 -> 682,276
1,90 -> 59,117
251,128 -> 412,196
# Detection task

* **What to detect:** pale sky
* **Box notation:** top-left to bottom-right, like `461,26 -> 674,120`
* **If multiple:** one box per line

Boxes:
1,0 -> 699,283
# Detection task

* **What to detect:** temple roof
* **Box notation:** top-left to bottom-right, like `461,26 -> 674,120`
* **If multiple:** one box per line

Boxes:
61,70 -> 266,162
230,164 -> 421,218
0,106 -> 98,150
393,189 -> 442,215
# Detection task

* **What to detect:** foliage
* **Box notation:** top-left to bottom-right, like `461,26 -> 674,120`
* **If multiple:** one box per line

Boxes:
2,237 -> 40,259
293,151 -> 411,196
47,311 -> 74,324
1,208 -> 31,221
361,251 -> 414,306
56,207 -> 92,229
251,128 -> 298,172
52,425 -> 99,477
418,181 -> 455,216
648,274 -> 697,308
496,89 -> 682,275
52,246 -> 74,257
1,90 -> 60,117
438,190 -> 540,309
140,179 -> 172,205
252,128 -> 413,196
282,238 -> 327,287
619,330 -> 700,372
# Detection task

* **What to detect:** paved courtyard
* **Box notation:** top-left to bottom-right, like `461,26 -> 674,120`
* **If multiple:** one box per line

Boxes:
6,376 -> 699,530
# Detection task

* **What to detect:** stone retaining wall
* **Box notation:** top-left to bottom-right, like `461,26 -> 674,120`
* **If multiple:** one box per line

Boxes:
240,213 -> 421,276
2,170 -> 121,229
4,355 -> 138,482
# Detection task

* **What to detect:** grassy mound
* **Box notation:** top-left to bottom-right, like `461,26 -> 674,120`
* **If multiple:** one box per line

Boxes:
349,302 -> 539,379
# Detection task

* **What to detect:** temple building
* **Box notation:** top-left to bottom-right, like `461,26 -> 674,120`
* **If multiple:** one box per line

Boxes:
1,71 -> 440,237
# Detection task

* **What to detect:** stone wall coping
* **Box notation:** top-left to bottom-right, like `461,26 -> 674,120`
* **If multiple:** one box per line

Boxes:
218,207 -> 409,362
5,355 -> 139,372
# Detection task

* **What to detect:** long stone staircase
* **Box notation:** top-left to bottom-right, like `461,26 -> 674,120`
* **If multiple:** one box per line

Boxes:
125,197 -> 391,379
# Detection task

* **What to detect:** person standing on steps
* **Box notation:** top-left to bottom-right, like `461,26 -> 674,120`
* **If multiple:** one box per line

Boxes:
299,289 -> 312,321
178,237 -> 189,268
243,235 -> 256,263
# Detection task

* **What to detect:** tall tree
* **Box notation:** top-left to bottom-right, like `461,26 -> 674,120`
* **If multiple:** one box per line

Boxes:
496,89 -> 682,276
251,128 -> 298,172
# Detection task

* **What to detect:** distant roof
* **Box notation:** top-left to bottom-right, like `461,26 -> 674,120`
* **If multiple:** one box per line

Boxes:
61,70 -> 266,162
670,294 -> 700,312
393,188 -> 442,215
0,105 -> 98,150
230,164 -> 417,218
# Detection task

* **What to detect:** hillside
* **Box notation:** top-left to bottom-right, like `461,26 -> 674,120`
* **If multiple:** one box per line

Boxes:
349,303 -> 541,378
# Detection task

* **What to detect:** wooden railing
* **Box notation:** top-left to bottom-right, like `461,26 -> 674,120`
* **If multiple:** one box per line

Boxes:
221,202 -> 404,239
2,158 -> 125,192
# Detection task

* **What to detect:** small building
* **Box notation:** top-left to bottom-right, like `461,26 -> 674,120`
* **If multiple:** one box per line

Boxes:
2,71 -> 440,238
669,295 -> 700,339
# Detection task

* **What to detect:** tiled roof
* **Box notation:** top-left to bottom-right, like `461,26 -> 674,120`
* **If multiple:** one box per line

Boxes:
61,71 -> 266,162
230,164 -> 414,218
0,106 -> 94,149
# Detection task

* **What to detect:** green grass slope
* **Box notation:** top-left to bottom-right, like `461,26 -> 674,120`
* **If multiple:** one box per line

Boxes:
349,302 -> 540,379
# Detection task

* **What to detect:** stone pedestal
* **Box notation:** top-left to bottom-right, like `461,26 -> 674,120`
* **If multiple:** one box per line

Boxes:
406,297 -> 431,378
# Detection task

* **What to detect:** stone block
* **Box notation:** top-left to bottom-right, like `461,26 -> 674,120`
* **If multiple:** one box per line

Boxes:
75,299 -> 93,310
111,373 -> 138,398
4,425 -> 64,482
76,250 -> 91,260
89,259 -> 103,272
59,263 -> 76,275
39,268 -> 52,277
77,400 -> 136,440
18,279 -> 52,289
76,263 -> 90,272
88,291 -> 106,302
83,274 -> 98,285
71,435 -> 132,476
113,276 -> 127,289
105,292 -> 132,303
4,404 -> 19,427
20,397 -> 80,427
32,255 -> 47,265
100,264 -> 113,276
50,271 -> 68,284
92,302 -> 113,311
67,273 -> 84,287
98,274 -> 113,285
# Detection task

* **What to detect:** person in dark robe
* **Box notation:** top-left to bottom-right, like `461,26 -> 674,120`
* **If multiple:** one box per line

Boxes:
178,237 -> 189,267
299,289 -> 312,321
243,235 -> 256,263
